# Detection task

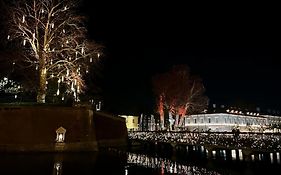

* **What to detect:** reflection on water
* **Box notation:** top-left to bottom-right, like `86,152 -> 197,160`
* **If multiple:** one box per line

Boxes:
52,155 -> 63,175
127,152 -> 221,175
0,147 -> 281,175
53,162 -> 62,175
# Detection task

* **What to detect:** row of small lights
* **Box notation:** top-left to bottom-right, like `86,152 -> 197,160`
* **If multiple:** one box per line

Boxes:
129,132 -> 281,151
0,77 -> 22,93
226,109 -> 259,116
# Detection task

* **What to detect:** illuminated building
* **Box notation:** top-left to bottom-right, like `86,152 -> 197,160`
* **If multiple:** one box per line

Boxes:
184,113 -> 281,132
119,115 -> 139,131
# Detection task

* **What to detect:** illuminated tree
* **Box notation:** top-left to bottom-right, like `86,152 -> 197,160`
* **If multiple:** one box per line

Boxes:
5,0 -> 102,103
0,77 -> 22,94
152,65 -> 209,129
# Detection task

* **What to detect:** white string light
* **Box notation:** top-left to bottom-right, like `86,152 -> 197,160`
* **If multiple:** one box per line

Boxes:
7,0 -> 102,103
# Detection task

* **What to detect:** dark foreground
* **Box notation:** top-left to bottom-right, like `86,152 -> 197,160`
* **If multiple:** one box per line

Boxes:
0,147 -> 280,175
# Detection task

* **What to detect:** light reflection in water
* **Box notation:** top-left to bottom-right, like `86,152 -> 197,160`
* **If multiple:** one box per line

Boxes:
238,149 -> 243,161
270,153 -> 273,163
127,152 -> 222,175
258,154 -> 262,161
221,150 -> 226,160
125,166 -> 128,175
212,150 -> 216,159
277,152 -> 280,164
251,154 -> 255,161
193,146 -> 196,151
231,150 -> 236,160
276,152 -> 280,163
201,146 -> 204,152
52,162 -> 62,175
52,154 -> 64,175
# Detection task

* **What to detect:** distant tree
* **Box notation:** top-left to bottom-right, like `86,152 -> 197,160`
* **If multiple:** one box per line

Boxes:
152,65 -> 209,129
3,0 -> 103,103
0,77 -> 22,94
0,51 -> 37,94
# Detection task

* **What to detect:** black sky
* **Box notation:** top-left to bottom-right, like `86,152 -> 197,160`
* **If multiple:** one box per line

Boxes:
1,1 -> 274,114
80,1 -> 275,114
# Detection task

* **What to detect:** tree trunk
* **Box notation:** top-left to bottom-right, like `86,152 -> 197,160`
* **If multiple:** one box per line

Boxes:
175,114 -> 179,129
37,66 -> 47,103
160,113 -> 164,129
178,116 -> 185,128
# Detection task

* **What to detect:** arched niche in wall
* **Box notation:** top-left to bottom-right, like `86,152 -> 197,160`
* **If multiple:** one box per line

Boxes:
56,126 -> 66,143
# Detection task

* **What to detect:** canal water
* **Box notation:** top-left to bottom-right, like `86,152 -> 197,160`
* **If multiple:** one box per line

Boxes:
0,146 -> 280,175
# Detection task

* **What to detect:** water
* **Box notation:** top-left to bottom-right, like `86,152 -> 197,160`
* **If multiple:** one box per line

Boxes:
0,147 -> 280,175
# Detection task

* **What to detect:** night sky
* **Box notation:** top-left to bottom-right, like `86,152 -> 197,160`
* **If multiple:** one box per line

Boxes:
80,1 -> 274,114
81,2 -> 274,113
0,1 -> 275,115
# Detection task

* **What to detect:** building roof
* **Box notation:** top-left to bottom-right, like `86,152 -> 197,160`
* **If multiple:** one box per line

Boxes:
56,126 -> 66,133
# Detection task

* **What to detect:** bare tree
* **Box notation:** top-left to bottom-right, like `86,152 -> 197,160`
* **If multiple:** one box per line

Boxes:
152,65 -> 209,129
4,0 -> 102,103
